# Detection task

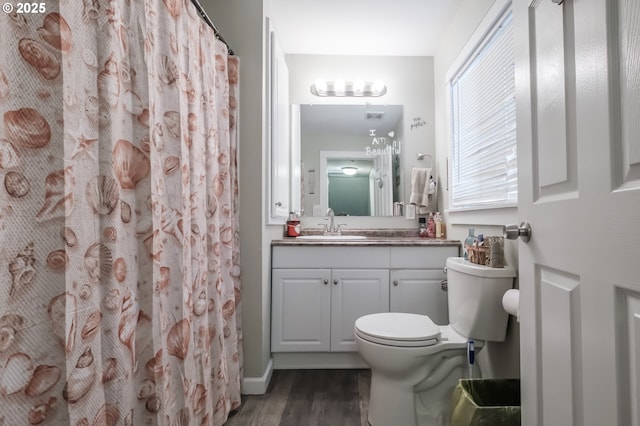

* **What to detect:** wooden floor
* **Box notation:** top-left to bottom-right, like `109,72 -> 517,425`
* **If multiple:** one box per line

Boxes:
224,369 -> 371,426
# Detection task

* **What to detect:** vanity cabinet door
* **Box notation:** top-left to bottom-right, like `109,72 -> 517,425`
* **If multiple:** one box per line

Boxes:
390,269 -> 449,325
272,269 -> 331,352
330,269 -> 390,352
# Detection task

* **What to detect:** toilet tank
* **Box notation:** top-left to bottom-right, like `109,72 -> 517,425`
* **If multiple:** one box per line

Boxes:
446,257 -> 516,342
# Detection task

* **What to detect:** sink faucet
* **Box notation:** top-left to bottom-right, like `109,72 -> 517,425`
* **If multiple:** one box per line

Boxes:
323,208 -> 341,235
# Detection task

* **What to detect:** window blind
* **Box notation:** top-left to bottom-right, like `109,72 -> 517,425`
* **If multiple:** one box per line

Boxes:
450,8 -> 516,210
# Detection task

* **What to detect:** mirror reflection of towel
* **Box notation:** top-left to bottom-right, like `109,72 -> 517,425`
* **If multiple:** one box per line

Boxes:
410,167 -> 431,213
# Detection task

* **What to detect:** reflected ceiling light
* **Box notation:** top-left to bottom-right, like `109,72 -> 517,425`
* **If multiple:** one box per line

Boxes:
311,79 -> 387,97
342,166 -> 358,176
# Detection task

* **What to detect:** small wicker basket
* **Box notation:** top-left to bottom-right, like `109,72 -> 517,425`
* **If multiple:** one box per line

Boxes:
465,243 -> 490,266
466,236 -> 505,268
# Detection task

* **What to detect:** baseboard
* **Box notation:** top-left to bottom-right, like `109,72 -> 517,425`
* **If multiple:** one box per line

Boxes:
241,358 -> 273,395
273,352 -> 369,369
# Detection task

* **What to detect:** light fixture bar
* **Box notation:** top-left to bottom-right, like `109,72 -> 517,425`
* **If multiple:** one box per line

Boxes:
311,79 -> 387,97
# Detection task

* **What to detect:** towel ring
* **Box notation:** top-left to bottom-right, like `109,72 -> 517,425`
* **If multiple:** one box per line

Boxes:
416,153 -> 433,169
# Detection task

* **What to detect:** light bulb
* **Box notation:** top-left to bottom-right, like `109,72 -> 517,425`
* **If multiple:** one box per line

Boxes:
314,78 -> 327,94
372,79 -> 385,94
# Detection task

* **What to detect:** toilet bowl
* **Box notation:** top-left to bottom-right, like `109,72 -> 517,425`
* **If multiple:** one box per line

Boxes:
355,257 -> 516,426
355,314 -> 472,426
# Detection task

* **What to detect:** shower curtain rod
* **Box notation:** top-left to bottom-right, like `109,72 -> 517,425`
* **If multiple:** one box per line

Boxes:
190,0 -> 235,55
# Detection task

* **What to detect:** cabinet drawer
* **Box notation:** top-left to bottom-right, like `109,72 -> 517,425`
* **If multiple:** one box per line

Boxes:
273,246 -> 390,269
389,246 -> 459,269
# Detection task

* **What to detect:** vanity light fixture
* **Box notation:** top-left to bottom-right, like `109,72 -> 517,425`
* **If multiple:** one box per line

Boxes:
342,166 -> 358,176
311,79 -> 387,97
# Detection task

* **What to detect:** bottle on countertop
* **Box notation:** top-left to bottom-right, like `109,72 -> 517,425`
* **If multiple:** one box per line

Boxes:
435,212 -> 443,238
419,217 -> 428,238
426,212 -> 436,238
286,211 -> 301,237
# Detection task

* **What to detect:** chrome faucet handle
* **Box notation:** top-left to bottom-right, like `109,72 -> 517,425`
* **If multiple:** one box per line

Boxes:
318,221 -> 329,234
335,223 -> 347,234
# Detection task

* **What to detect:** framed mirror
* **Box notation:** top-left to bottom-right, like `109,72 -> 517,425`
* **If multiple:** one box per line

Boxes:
298,104 -> 403,217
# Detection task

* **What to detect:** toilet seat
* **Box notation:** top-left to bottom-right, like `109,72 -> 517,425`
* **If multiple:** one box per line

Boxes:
355,313 -> 441,347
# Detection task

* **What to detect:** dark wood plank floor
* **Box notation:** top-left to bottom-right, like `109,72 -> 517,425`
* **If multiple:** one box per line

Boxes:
225,369 -> 371,426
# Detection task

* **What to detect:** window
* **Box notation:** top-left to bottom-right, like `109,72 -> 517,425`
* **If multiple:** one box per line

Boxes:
449,5 -> 516,211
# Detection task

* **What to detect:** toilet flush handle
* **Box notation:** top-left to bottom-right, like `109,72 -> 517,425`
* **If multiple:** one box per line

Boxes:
441,266 -> 448,292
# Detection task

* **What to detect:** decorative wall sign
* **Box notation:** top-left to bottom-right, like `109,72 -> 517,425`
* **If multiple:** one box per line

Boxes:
365,129 -> 401,156
410,116 -> 426,131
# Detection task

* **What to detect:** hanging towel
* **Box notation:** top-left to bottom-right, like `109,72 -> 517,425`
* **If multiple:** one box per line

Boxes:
410,167 -> 431,214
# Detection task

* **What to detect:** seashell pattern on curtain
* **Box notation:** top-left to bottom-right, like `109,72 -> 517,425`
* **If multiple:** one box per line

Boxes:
0,0 -> 242,424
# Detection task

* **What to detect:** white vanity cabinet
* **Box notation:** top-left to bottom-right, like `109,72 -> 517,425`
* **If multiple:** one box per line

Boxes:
271,247 -> 390,353
271,242 -> 460,367
389,246 -> 458,324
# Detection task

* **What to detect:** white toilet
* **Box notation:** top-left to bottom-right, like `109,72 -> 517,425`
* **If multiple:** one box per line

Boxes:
354,257 -> 516,426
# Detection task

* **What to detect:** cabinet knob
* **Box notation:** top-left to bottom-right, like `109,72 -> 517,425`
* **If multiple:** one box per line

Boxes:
333,279 -> 338,285
323,279 -> 328,285
393,280 -> 399,286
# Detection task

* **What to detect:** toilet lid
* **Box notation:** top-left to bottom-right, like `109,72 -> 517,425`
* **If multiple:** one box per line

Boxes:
355,313 -> 441,345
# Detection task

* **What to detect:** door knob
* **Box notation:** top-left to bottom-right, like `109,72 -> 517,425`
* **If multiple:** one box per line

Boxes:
503,222 -> 532,242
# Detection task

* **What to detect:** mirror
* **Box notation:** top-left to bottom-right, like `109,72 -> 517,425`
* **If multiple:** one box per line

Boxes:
298,104 -> 403,217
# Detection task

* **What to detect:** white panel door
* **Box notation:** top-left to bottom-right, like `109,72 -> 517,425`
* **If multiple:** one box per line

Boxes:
330,269 -> 389,352
515,0 -> 640,425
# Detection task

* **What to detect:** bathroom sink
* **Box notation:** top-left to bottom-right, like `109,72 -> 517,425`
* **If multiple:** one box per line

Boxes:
296,235 -> 367,240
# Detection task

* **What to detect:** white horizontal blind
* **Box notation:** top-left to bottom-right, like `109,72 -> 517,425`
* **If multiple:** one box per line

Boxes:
450,8 -> 516,210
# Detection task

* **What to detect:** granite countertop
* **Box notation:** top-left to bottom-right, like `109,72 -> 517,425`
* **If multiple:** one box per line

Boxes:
272,229 -> 461,247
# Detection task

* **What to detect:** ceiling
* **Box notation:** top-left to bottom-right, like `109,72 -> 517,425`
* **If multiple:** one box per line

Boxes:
300,104 -> 403,138
269,0 -> 464,56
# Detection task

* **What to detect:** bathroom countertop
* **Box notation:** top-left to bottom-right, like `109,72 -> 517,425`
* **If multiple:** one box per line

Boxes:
272,232 -> 462,247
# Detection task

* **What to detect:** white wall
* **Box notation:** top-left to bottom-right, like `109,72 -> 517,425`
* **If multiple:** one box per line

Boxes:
434,0 -> 520,378
203,0 -> 273,385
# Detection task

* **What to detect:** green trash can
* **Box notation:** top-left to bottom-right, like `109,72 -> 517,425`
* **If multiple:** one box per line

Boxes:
450,379 -> 521,426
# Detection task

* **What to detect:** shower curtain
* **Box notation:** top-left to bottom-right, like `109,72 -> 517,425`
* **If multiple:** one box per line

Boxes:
0,0 -> 242,424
